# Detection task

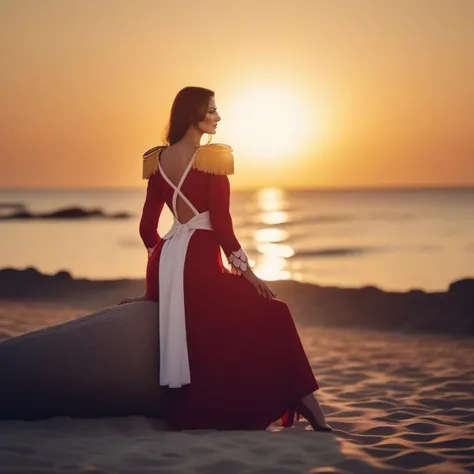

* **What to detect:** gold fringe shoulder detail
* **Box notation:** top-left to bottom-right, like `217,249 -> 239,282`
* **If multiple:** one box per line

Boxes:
142,146 -> 167,180
192,143 -> 234,176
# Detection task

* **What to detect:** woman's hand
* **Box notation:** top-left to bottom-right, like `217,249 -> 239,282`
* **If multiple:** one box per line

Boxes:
117,293 -> 149,305
241,269 -> 276,300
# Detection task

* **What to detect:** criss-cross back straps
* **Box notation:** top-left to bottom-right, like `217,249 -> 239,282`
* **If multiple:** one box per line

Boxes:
158,150 -> 199,222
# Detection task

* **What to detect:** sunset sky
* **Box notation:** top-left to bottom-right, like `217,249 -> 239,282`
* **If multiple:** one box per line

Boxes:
1,0 -> 473,190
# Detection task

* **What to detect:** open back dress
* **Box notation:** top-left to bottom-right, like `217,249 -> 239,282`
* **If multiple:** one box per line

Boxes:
139,144 -> 319,430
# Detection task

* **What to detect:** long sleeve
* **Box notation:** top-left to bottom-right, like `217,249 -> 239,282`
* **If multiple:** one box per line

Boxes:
139,174 -> 165,256
208,174 -> 249,273
208,174 -> 240,255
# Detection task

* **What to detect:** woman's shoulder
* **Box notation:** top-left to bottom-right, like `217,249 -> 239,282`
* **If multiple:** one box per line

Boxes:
142,145 -> 167,180
193,143 -> 234,176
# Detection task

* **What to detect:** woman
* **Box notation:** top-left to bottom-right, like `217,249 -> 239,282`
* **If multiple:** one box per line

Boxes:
120,86 -> 331,432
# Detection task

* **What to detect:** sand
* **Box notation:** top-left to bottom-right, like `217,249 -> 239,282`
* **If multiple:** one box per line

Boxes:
0,299 -> 474,473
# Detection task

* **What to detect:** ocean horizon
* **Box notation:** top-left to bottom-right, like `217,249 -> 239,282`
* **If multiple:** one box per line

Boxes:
1,186 -> 473,292
2,184 -> 474,192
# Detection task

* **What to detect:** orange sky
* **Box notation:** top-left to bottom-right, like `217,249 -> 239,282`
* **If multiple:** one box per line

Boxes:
1,0 -> 473,190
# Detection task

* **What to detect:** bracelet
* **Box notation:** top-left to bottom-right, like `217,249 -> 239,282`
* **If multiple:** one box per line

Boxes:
227,248 -> 249,275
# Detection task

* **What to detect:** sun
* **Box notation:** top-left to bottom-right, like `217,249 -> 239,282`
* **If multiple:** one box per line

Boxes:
222,86 -> 316,161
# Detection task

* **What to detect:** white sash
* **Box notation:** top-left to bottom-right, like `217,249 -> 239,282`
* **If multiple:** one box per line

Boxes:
158,151 -> 213,388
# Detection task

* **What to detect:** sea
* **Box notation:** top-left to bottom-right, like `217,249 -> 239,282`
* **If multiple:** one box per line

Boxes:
0,187 -> 473,293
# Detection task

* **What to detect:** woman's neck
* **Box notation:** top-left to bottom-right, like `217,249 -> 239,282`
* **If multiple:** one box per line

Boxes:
178,128 -> 203,149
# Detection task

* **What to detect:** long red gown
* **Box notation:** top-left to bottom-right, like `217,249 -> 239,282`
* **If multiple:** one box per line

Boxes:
139,152 -> 319,430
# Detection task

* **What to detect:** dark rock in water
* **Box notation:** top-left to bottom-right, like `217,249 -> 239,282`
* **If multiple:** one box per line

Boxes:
111,211 -> 131,219
54,270 -> 73,280
0,206 -> 132,220
0,202 -> 27,217
45,207 -> 104,218
0,202 -> 26,209
0,301 -> 166,420
3,210 -> 32,219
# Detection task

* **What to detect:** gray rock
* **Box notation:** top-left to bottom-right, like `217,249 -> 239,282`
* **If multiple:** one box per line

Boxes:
0,301 -> 166,420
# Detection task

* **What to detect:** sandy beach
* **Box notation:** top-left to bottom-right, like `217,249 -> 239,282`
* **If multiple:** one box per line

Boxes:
2,0 -> 474,470
0,271 -> 473,473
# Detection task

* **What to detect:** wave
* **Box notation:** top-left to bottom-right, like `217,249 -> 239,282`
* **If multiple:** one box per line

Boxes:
235,212 -> 424,230
294,246 -> 378,258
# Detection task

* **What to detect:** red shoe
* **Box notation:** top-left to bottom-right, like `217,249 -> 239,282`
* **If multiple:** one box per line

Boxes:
293,402 -> 333,432
281,409 -> 301,427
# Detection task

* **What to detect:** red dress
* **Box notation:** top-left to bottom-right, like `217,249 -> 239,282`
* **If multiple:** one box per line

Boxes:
139,149 -> 319,430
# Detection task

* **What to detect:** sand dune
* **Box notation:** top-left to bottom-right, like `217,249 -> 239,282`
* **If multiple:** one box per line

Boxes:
0,297 -> 473,473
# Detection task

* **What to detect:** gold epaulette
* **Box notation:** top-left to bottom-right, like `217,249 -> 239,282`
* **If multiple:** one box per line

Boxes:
192,143 -> 234,175
142,145 -> 167,179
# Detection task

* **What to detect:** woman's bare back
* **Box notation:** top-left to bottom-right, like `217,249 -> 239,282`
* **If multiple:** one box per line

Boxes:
159,145 -> 200,224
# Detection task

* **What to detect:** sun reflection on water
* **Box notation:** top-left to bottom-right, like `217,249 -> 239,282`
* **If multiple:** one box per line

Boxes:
256,188 -> 289,212
260,211 -> 288,225
254,228 -> 289,243
256,243 -> 295,259
252,188 -> 294,281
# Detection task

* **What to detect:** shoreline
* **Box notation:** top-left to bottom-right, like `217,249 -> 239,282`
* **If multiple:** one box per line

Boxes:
1,268 -> 474,473
1,266 -> 473,338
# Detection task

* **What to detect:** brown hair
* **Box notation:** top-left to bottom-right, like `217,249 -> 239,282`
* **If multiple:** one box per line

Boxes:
164,86 -> 214,145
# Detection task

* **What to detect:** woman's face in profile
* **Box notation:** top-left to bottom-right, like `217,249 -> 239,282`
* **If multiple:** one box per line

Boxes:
197,96 -> 221,134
